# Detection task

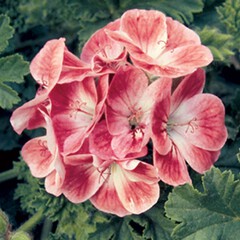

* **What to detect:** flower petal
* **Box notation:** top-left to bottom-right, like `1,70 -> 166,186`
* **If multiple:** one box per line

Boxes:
120,9 -> 167,58
21,136 -> 54,178
89,120 -> 115,159
171,131 -> 221,173
30,38 -> 65,89
81,19 -> 126,73
153,146 -> 192,186
10,93 -> 47,134
171,68 -> 205,112
112,161 -> 160,214
50,78 -> 97,153
151,79 -> 172,155
62,155 -> 105,203
166,17 -> 201,48
107,66 -> 149,124
45,170 -> 64,197
158,45 -> 213,74
170,94 -> 227,151
59,48 -> 92,83
90,171 -> 131,217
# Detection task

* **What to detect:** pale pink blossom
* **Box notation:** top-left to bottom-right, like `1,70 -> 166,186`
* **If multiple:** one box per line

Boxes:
151,69 -> 227,186
10,38 -> 93,135
81,19 -> 127,74
10,38 -> 66,134
106,65 -> 167,158
107,9 -> 213,78
21,111 -> 65,196
49,75 -> 108,154
88,120 -> 160,217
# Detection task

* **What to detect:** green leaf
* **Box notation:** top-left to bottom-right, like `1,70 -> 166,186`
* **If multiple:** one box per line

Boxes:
165,168 -> 240,240
54,202 -> 109,239
216,0 -> 240,50
119,0 -> 204,24
0,209 -> 9,239
0,14 -> 14,52
89,216 -> 142,240
89,203 -> 175,240
196,26 -> 234,62
0,54 -> 29,109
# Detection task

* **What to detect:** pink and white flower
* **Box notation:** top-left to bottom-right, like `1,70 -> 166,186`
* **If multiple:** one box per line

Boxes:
21,111 -> 65,196
81,19 -> 127,74
151,69 -> 228,186
49,75 -> 108,154
106,65 -> 168,158
88,120 -> 160,216
107,9 -> 213,78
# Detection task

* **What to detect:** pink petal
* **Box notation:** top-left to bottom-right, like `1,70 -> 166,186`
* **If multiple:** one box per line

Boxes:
111,131 -> 144,159
21,136 -> 55,178
59,48 -> 92,83
150,79 -> 172,155
166,17 -> 201,49
49,78 -> 97,153
62,155 -> 105,203
170,94 -> 227,151
112,161 -> 160,214
171,68 -> 205,113
106,66 -> 149,134
120,9 -> 167,58
10,93 -> 47,134
90,172 -> 131,217
81,19 -> 121,63
45,170 -> 64,197
171,131 -> 221,173
153,146 -> 192,186
30,38 -> 65,89
129,44 -> 213,78
89,120 -> 115,159
157,45 -> 213,73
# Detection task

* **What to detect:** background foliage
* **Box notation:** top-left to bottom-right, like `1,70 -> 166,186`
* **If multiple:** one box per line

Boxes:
0,0 -> 239,239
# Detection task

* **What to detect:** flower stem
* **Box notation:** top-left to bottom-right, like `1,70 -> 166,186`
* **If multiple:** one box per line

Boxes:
0,168 -> 18,183
18,209 -> 44,233
40,218 -> 53,240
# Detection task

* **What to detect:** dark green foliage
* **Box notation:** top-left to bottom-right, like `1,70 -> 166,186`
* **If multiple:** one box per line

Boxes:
0,0 -> 240,239
165,168 -> 240,240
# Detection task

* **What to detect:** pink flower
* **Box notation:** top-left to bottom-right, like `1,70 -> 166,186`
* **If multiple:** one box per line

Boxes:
151,69 -> 228,186
10,38 -> 66,134
107,9 -> 213,78
88,120 -> 160,216
10,38 -> 94,135
49,75 -> 108,154
81,19 -> 127,74
21,111 -> 65,196
106,65 -> 167,158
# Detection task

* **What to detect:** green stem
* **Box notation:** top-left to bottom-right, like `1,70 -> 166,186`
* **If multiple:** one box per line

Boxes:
18,209 -> 44,233
0,168 -> 18,183
40,218 -> 53,240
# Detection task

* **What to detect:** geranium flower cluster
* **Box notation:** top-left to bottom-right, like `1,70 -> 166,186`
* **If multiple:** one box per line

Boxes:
11,9 -> 227,217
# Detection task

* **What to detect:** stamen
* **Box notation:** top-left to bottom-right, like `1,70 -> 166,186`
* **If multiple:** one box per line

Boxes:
128,107 -> 143,129
69,100 -> 92,118
97,167 -> 110,183
167,117 -> 198,134
38,140 -> 48,157
157,40 -> 167,49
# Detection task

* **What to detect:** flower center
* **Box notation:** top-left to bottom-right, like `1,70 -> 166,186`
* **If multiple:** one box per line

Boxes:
128,107 -> 143,130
